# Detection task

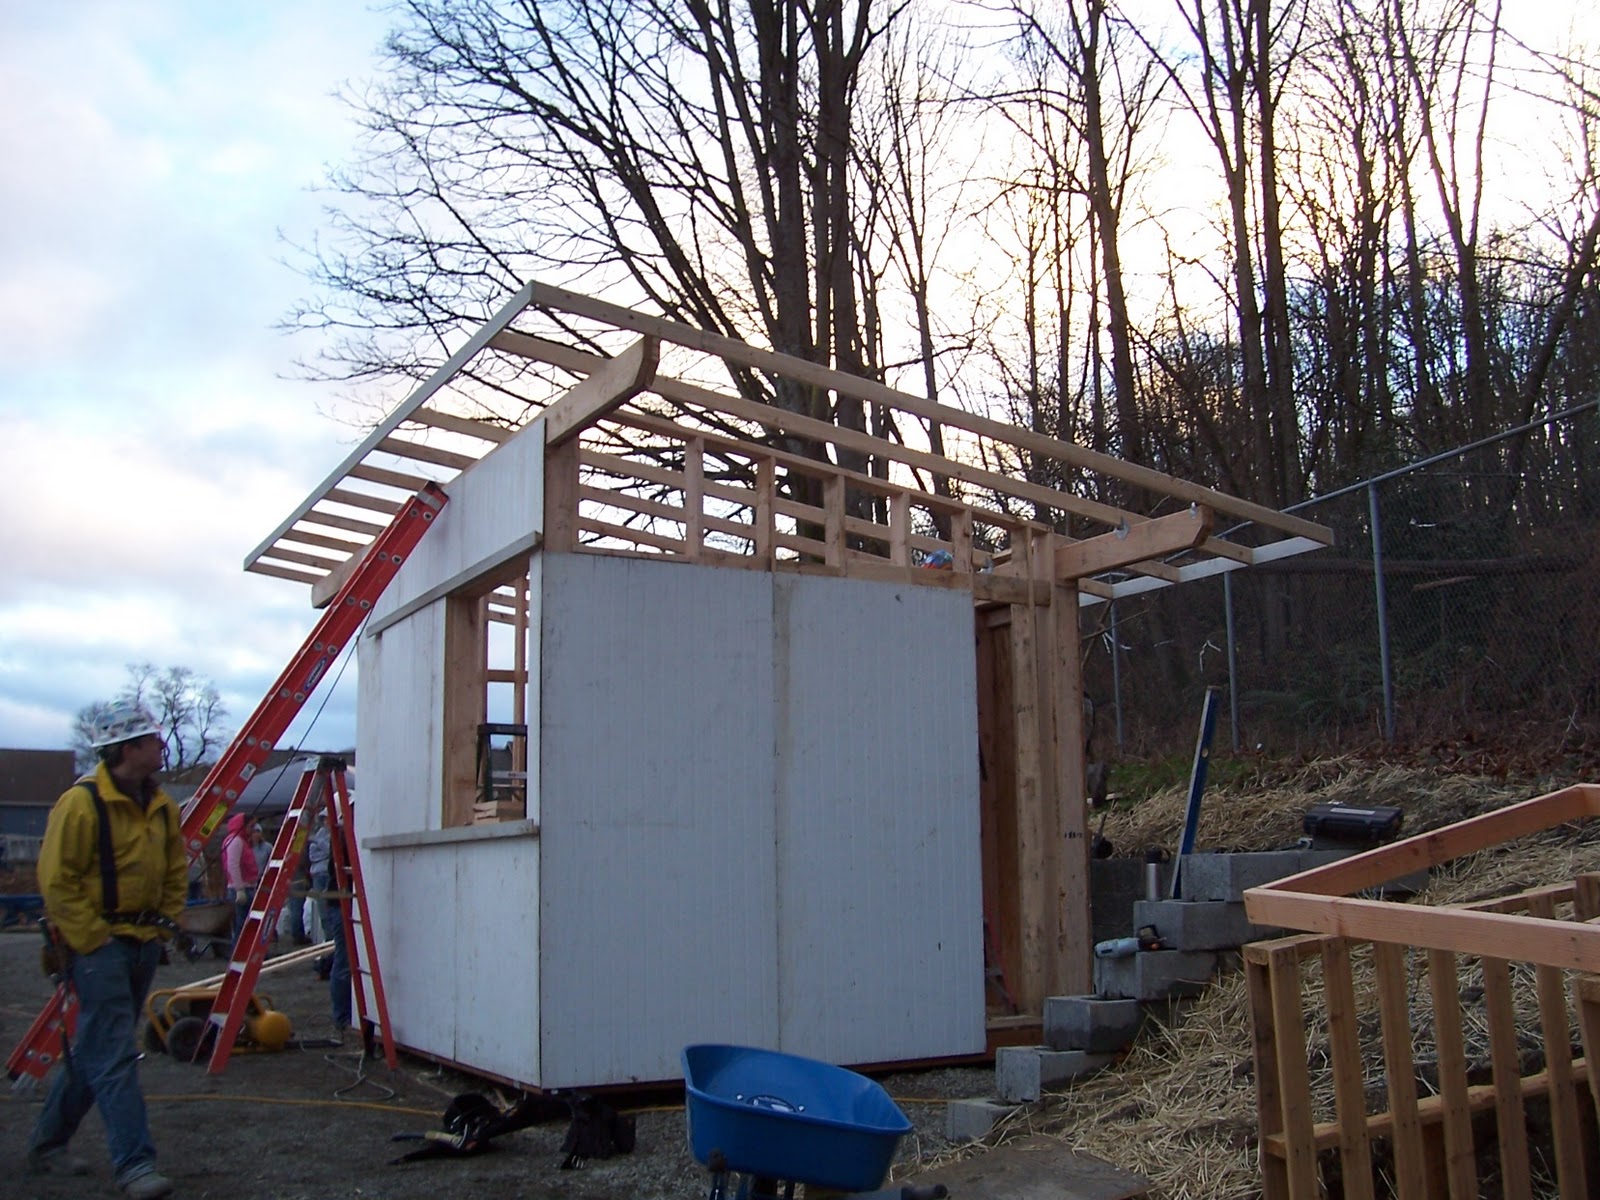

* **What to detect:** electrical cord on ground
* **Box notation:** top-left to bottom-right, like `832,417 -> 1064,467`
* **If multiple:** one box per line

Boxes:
144,1093 -> 434,1117
328,1047 -> 397,1102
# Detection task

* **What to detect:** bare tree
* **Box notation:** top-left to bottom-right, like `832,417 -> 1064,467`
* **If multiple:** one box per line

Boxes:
71,664 -> 230,774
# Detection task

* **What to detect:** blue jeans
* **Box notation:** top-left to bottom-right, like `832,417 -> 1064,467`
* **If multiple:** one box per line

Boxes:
328,898 -> 352,1027
29,937 -> 162,1183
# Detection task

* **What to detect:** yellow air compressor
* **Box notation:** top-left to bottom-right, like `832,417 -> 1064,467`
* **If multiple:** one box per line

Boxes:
142,986 -> 293,1061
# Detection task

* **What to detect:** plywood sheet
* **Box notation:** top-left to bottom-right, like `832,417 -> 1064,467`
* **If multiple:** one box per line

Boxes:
451,834 -> 541,1084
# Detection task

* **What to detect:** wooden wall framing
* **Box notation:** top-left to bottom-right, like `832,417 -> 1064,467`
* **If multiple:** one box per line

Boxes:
1244,785 -> 1600,1198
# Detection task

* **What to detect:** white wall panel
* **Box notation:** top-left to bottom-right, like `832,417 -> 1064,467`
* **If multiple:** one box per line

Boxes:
773,576 -> 985,1062
538,555 -> 778,1087
451,835 -> 541,1083
382,847 -> 459,1058
357,603 -> 443,838
373,418 -> 546,624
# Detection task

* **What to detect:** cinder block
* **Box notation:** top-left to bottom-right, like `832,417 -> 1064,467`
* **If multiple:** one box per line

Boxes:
945,1097 -> 1016,1142
1095,949 -> 1218,1001
1133,899 -> 1279,951
1043,994 -> 1144,1053
1090,858 -> 1175,945
995,1046 -> 1115,1102
1177,851 -> 1306,901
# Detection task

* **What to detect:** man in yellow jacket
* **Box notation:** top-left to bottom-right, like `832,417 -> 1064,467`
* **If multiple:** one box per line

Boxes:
27,699 -> 186,1200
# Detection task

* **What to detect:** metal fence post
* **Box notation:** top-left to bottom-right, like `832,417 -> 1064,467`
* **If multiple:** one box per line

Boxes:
1110,598 -> 1124,753
1368,482 -> 1395,742
1224,571 -> 1240,752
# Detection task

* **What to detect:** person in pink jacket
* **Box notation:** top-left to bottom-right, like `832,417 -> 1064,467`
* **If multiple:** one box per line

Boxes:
221,813 -> 260,948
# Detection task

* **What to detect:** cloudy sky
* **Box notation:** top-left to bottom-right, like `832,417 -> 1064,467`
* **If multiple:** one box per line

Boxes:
0,2 -> 397,753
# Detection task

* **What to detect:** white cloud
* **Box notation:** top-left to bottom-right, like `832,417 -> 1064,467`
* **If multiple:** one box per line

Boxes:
0,2 -> 392,753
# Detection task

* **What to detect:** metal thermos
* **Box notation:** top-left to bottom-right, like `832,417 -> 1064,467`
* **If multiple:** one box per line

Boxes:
1144,848 -> 1164,901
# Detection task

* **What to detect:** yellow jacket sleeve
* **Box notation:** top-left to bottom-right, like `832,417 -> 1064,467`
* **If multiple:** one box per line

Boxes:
36,786 -> 112,955
159,791 -> 188,925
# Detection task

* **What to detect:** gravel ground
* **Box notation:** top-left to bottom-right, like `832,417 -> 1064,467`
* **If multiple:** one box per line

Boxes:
0,933 -> 994,1200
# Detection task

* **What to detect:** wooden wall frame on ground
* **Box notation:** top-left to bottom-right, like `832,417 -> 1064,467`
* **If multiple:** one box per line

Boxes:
247,279 -> 1331,1086
1242,784 -> 1600,1199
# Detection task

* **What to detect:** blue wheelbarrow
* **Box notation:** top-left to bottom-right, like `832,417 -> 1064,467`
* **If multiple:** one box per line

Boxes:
683,1044 -> 948,1200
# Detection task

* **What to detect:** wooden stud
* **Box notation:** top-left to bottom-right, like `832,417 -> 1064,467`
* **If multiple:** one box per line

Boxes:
1574,871 -> 1600,921
1527,893 -> 1586,1195
1577,975 -> 1600,1136
512,564 -> 528,780
889,492 -> 911,566
1320,939 -> 1375,1200
441,592 -> 487,830
1481,956 -> 1533,1200
951,509 -> 973,573
1265,945 -> 1320,1199
1374,942 -> 1428,1200
376,435 -> 479,471
683,436 -> 704,560
1246,949 -> 1292,1200
1424,948 -> 1478,1199
822,474 -> 847,567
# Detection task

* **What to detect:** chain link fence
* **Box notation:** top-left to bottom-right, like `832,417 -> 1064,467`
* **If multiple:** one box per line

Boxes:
1080,401 -> 1600,761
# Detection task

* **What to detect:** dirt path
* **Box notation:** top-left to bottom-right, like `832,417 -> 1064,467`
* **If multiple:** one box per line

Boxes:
1,934 -> 981,1200
0,933 -> 717,1200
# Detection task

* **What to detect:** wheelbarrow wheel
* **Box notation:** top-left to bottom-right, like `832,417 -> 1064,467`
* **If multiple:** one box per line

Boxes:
165,1016 -> 215,1063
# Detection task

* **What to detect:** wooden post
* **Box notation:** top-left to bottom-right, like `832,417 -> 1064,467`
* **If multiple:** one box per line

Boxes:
755,457 -> 776,564
1527,893 -> 1586,1194
1482,956 -> 1533,1200
889,491 -> 911,566
1009,593 -> 1046,1016
1424,948 -> 1477,1199
951,508 -> 973,572
823,474 -> 846,568
511,565 -> 529,781
1267,944 -> 1319,1200
1246,945 -> 1292,1200
684,436 -> 704,559
1321,939 -> 1375,1200
543,437 -> 580,553
441,592 -> 487,829
1375,943 -> 1429,1200
1048,538 -> 1090,996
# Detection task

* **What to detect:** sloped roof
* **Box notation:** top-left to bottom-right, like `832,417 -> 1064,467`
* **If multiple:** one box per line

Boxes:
248,280 -> 1330,603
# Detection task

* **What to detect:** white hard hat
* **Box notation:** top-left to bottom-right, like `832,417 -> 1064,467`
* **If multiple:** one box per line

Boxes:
90,699 -> 164,749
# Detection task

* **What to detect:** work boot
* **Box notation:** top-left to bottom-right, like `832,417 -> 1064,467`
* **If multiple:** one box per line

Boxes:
118,1165 -> 175,1199
26,1146 -> 90,1175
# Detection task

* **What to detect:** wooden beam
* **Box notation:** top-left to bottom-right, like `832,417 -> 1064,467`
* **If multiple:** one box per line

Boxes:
278,528 -> 367,555
324,486 -> 404,516
246,561 -> 322,586
542,336 -> 659,445
376,435 -> 478,471
1052,571 -> 1090,996
310,544 -> 369,610
523,280 -> 1334,543
297,508 -> 388,538
441,593 -> 487,830
1055,507 -> 1216,581
349,462 -> 434,493
410,406 -> 512,444
1250,784 -> 1599,901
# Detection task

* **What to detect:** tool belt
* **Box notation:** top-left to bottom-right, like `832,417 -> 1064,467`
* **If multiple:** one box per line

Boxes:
104,910 -> 180,936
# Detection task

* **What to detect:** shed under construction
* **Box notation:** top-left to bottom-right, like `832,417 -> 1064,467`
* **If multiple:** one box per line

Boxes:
248,280 -> 1332,1089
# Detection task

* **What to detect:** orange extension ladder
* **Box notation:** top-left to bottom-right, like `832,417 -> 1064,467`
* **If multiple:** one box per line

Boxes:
7,483 -> 446,1088
204,757 -> 393,1073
